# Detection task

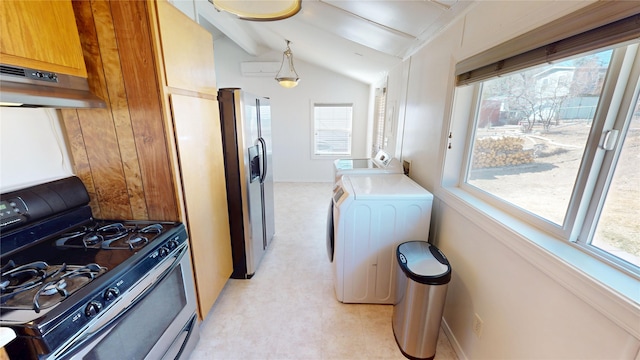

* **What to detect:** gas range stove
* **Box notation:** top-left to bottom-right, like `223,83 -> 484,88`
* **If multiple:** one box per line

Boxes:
1,213 -> 183,320
0,177 -> 198,359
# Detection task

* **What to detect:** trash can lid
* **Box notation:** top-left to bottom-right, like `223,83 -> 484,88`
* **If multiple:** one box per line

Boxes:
397,241 -> 451,285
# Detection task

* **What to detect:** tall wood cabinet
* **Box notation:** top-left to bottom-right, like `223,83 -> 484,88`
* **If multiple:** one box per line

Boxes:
151,0 -> 232,317
0,0 -> 87,77
60,0 -> 232,319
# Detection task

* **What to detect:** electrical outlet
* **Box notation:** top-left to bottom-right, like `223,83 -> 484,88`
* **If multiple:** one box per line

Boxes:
472,313 -> 483,339
402,160 -> 411,176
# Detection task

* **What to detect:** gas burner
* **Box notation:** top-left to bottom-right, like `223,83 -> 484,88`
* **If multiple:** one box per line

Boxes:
55,230 -> 103,249
83,234 -> 103,246
0,262 -> 107,312
139,223 -> 163,234
1,261 -> 50,293
103,234 -> 149,250
97,223 -> 129,240
40,279 -> 67,296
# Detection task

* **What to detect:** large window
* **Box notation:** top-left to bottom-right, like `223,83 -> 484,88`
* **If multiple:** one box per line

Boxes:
460,40 -> 640,272
313,103 -> 352,156
467,49 -> 611,226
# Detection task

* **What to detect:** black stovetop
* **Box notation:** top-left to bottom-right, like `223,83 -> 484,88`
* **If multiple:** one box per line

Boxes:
0,206 -> 183,312
1,213 -> 180,312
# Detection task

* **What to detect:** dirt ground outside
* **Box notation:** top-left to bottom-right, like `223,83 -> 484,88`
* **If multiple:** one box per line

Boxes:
468,119 -> 639,266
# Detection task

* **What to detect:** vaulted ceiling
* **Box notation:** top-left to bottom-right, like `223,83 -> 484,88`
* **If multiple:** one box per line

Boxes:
193,0 -> 473,84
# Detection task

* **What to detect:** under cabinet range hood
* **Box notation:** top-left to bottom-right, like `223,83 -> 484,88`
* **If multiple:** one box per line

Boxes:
0,64 -> 106,109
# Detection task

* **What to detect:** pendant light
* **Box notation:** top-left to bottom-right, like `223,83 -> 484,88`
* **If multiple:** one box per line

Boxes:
275,40 -> 300,88
210,0 -> 301,21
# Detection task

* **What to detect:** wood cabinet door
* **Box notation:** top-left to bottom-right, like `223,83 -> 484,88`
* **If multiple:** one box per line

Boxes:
155,0 -> 217,95
171,94 -> 232,317
0,0 -> 86,77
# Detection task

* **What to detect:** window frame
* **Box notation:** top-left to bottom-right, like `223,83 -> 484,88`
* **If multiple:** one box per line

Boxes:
438,3 -> 640,336
456,43 -> 640,277
311,102 -> 354,158
577,44 -> 640,273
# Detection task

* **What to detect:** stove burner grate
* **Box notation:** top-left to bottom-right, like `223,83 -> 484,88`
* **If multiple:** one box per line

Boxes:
1,262 -> 107,312
54,222 -> 163,250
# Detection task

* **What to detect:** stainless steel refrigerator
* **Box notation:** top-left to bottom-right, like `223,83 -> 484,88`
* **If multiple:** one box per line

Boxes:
218,88 -> 276,279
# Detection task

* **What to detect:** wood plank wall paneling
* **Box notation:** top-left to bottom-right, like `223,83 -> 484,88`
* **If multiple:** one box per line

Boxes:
62,1 -> 103,217
90,0 -> 148,220
76,110 -> 132,219
109,0 -> 179,221
72,0 -> 132,220
59,108 -> 102,217
72,1 -> 107,102
62,0 -> 179,221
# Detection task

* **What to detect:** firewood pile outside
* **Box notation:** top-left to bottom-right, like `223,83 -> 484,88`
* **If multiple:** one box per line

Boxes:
471,136 -> 534,169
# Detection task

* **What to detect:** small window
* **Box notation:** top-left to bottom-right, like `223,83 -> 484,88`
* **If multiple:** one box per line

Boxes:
313,103 -> 352,156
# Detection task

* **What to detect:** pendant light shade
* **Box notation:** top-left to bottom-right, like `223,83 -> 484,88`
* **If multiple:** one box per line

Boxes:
275,40 -> 300,88
210,0 -> 301,21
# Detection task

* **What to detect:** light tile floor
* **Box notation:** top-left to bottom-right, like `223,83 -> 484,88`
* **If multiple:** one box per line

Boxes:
189,182 -> 458,360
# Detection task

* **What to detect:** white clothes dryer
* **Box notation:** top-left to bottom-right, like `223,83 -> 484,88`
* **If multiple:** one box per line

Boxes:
331,174 -> 433,304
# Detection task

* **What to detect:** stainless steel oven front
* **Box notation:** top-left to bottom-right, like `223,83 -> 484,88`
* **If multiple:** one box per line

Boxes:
59,241 -> 199,360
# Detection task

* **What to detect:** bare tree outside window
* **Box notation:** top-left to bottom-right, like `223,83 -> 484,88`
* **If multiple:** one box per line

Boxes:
465,46 -> 640,268
478,53 -> 609,133
468,51 -> 611,224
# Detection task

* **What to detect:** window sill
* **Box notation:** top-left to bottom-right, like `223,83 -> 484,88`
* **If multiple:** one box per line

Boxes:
311,154 -> 351,160
436,186 -> 640,338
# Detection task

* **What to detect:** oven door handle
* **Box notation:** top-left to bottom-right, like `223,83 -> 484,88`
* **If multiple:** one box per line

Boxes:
161,313 -> 198,360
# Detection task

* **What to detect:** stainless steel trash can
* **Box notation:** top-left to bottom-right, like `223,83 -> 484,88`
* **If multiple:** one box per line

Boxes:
392,241 -> 451,360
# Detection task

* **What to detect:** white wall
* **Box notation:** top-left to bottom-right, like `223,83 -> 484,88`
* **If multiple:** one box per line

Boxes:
213,37 -> 371,183
0,108 -> 74,193
385,1 -> 640,359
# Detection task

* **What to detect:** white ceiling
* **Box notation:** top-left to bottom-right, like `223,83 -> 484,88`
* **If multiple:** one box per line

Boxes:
194,0 -> 473,84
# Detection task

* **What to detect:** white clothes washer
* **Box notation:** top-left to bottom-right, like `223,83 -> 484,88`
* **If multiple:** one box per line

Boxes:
331,174 -> 433,304
333,150 -> 403,185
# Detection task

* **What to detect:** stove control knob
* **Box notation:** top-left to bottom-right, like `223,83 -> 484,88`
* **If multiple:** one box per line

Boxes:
85,301 -> 102,318
159,246 -> 170,258
104,287 -> 120,302
168,239 -> 179,250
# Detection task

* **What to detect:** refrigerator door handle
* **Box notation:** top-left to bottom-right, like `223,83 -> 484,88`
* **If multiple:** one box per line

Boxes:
258,137 -> 267,184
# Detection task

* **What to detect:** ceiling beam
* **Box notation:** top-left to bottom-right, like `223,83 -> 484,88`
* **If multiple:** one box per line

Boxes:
195,0 -> 263,56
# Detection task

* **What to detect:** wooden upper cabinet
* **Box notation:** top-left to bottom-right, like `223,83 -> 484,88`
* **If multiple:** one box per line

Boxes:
155,0 -> 217,95
0,0 -> 87,77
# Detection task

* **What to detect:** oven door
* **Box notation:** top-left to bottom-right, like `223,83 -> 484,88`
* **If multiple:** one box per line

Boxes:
60,243 -> 199,360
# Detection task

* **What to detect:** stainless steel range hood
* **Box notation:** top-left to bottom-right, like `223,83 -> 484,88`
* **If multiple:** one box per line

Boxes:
0,64 -> 106,109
